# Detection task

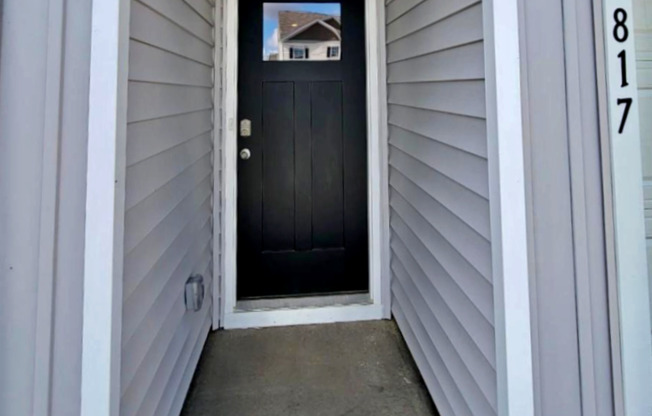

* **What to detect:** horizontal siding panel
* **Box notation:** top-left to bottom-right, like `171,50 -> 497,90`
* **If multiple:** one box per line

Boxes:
390,213 -> 495,364
388,42 -> 484,84
127,109 -> 212,166
392,285 -> 473,416
393,270 -> 496,414
388,104 -> 487,158
389,125 -> 489,198
183,0 -> 214,23
131,1 -> 213,65
123,222 -> 212,349
387,0 -> 479,43
124,156 -> 211,254
121,237 -> 211,398
137,0 -> 213,45
392,301 -> 456,416
389,149 -> 491,239
127,82 -> 212,123
123,201 -> 211,311
158,313 -> 212,416
388,4 -> 483,63
388,81 -> 486,118
129,40 -> 212,87
125,133 -> 211,209
124,188 -> 211,297
390,170 -> 492,280
386,0 -> 424,23
390,189 -> 493,340
123,286 -> 211,416
121,292 -> 186,416
390,170 -> 492,286
124,173 -> 211,277
392,257 -> 496,408
390,192 -> 493,326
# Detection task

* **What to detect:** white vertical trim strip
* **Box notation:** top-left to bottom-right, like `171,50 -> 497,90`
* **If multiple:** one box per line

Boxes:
212,0 -> 222,330
483,0 -> 535,415
600,0 -> 652,414
592,0 -> 626,413
81,0 -> 130,415
365,0 -> 391,316
222,0 -> 238,319
33,0 -> 65,413
376,0 -> 392,319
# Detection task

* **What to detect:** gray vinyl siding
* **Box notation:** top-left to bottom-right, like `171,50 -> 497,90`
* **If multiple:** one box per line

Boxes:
385,1 -> 497,416
0,1 -> 91,415
120,1 -> 216,416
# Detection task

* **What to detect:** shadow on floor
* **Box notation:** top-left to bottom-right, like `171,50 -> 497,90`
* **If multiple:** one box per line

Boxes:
181,319 -> 438,416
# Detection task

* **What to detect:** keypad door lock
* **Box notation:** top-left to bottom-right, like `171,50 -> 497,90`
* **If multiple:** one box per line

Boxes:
240,119 -> 251,137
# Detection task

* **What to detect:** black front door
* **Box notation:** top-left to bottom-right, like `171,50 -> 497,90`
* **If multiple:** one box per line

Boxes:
237,0 -> 368,299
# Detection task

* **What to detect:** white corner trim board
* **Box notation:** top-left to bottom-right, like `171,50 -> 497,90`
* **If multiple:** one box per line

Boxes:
212,0 -> 225,331
81,0 -> 130,416
483,0 -> 535,415
218,0 -> 390,329
598,0 -> 652,414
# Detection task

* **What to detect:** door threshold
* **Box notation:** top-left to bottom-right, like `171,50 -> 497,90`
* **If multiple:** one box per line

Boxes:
236,293 -> 371,312
223,295 -> 384,329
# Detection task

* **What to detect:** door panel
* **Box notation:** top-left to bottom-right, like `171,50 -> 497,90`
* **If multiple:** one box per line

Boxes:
311,81 -> 345,248
261,81 -> 295,251
237,0 -> 368,299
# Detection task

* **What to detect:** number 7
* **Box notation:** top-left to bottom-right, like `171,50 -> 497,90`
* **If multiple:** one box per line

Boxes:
617,98 -> 633,134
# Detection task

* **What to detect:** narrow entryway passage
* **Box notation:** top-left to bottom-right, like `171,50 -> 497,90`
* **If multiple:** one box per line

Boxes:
181,320 -> 438,416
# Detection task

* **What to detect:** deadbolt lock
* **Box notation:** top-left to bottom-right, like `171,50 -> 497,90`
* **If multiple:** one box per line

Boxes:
240,119 -> 251,137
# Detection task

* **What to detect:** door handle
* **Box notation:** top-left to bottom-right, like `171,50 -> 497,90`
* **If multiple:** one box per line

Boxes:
240,148 -> 251,160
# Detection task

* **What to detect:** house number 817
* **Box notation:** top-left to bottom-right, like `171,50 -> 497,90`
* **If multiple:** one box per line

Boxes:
614,7 -> 633,134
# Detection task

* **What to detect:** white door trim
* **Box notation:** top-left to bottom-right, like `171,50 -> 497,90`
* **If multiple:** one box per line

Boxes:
217,0 -> 390,329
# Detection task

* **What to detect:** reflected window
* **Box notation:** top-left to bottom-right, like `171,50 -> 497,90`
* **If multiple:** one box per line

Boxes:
289,47 -> 308,60
263,3 -> 341,61
327,46 -> 339,58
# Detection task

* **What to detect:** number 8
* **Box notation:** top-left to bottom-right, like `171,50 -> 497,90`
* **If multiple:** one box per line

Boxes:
614,8 -> 629,43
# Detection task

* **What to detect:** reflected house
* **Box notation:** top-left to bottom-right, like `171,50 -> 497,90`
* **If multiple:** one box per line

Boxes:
276,11 -> 341,61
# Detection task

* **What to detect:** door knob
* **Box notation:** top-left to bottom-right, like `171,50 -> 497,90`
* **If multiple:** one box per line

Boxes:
240,148 -> 251,160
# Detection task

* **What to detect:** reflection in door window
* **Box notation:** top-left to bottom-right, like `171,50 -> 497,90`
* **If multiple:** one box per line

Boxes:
263,3 -> 341,61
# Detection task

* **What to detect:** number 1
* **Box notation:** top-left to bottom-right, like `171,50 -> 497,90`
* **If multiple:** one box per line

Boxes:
618,50 -> 629,87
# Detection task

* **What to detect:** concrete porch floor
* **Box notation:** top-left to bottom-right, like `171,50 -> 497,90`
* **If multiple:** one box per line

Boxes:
181,320 -> 438,416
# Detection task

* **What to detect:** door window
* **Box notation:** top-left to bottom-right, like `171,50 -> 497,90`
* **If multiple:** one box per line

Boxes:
263,3 -> 342,61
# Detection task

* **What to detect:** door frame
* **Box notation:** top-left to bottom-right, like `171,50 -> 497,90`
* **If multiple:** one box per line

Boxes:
215,0 -> 390,329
